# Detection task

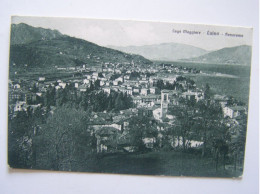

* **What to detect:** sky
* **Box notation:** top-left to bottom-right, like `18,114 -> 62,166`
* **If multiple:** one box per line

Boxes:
12,16 -> 253,51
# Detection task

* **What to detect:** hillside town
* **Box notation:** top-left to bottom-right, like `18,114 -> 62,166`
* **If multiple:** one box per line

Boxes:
8,61 -> 247,159
6,17 -> 253,178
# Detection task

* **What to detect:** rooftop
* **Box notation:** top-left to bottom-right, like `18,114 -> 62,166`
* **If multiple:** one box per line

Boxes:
229,106 -> 246,111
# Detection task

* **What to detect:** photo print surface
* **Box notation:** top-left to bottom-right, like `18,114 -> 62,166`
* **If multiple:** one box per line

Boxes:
8,16 -> 252,177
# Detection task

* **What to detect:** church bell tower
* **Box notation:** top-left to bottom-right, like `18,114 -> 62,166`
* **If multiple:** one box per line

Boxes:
161,90 -> 169,119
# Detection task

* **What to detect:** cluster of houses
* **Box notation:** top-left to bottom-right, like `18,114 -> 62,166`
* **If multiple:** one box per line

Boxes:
8,63 -> 248,154
213,94 -> 247,119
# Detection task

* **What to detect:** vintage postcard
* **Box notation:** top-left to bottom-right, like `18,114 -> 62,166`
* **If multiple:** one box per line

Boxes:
8,16 -> 252,177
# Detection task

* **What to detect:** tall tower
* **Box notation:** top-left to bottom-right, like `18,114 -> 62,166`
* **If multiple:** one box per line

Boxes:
161,90 -> 169,119
101,63 -> 104,73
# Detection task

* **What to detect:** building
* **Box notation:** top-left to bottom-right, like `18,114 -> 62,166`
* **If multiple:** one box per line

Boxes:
141,94 -> 161,107
223,106 -> 246,118
113,80 -> 119,86
142,137 -> 156,149
92,72 -> 99,77
124,75 -> 130,80
83,79 -> 90,84
100,80 -> 106,86
24,92 -> 37,103
161,90 -> 170,119
150,87 -> 158,94
182,91 -> 196,101
13,84 -> 21,89
132,87 -> 140,95
14,101 -> 27,112
138,107 -> 154,117
58,82 -> 66,89
9,91 -> 22,101
78,84 -> 88,92
132,96 -> 142,105
213,94 -> 228,108
38,77 -> 45,82
118,87 -> 133,95
95,127 -> 118,153
102,87 -> 111,94
182,91 -> 204,102
125,89 -> 133,95
115,77 -> 124,83
141,88 -> 148,96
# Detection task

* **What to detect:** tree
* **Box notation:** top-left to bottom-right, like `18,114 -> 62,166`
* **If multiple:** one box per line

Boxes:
110,74 -> 121,81
107,96 -> 114,111
122,93 -> 133,109
94,80 -> 100,89
228,125 -> 247,172
55,89 -> 67,107
176,76 -> 185,82
31,83 -> 38,93
128,116 -> 157,151
196,100 -> 223,157
8,109 -> 40,169
44,86 -> 56,107
98,72 -> 104,78
204,83 -> 211,102
35,107 -> 94,171
92,91 -> 108,112
129,71 -> 140,80
176,113 -> 194,150
89,81 -> 94,91
212,138 -> 229,171
155,80 -> 164,90
115,92 -> 124,111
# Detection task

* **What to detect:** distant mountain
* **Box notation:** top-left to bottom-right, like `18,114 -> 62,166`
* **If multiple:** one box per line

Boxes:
10,23 -> 63,45
109,43 -> 208,61
184,45 -> 252,65
9,23 -> 151,72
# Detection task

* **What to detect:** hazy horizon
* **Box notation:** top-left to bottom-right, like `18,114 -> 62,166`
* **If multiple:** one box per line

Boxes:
107,42 -> 251,51
12,16 -> 253,51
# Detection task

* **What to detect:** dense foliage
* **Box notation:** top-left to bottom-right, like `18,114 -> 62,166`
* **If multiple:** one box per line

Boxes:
42,82 -> 133,112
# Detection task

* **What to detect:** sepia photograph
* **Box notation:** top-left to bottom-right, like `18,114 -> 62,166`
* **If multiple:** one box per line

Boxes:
8,16 -> 253,178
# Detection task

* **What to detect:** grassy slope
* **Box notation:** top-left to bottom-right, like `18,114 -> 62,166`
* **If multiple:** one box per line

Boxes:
186,45 -> 252,65
71,151 -> 242,178
10,35 -> 151,72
